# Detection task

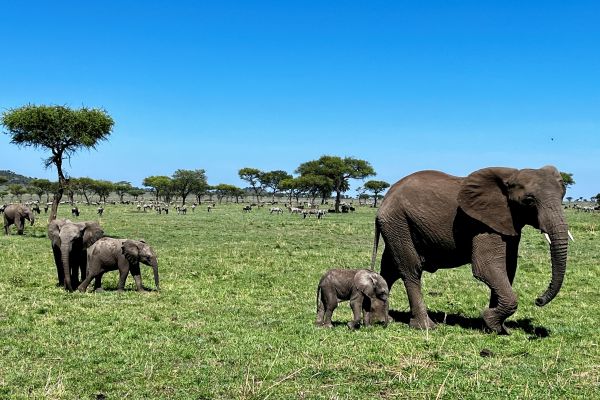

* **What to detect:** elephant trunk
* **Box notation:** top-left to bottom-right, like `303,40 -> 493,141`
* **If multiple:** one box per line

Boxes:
61,243 -> 73,291
151,259 -> 160,291
535,204 -> 569,307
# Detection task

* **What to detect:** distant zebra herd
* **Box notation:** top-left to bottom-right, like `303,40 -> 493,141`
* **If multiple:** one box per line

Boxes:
571,204 -> 600,212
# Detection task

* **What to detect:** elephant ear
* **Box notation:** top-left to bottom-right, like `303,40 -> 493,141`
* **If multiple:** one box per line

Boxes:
82,223 -> 104,248
122,240 -> 140,264
457,167 -> 519,236
355,270 -> 377,298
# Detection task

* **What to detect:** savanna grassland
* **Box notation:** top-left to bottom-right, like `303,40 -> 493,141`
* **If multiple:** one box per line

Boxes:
0,203 -> 598,399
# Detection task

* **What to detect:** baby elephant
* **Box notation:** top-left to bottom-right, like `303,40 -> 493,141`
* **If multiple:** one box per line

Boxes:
77,237 -> 160,292
316,269 -> 390,329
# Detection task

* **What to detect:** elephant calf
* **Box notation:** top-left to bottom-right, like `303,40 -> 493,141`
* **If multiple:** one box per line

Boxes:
78,237 -> 160,293
3,204 -> 35,235
316,269 -> 390,329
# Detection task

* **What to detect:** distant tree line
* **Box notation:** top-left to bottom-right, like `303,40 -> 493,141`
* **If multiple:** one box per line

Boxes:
2,104 -> 588,214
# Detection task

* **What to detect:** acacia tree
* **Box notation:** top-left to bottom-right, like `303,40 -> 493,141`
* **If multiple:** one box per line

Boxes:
261,170 -> 292,202
172,169 -> 207,205
560,172 -> 575,190
91,180 -> 113,203
29,178 -> 56,202
143,176 -> 172,202
8,184 -> 26,202
279,178 -> 299,205
28,179 -> 47,202
363,180 -> 390,207
296,156 -> 375,212
71,177 -> 96,204
1,105 -> 113,220
127,187 -> 146,201
113,181 -> 133,203
238,168 -> 266,203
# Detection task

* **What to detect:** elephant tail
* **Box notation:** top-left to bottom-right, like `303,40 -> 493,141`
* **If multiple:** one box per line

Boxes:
370,219 -> 381,270
316,285 -> 321,310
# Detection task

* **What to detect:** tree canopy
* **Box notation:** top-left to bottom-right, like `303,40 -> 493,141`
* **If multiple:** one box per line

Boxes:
1,105 -> 114,220
296,155 -> 375,212
261,170 -> 293,202
560,172 -> 575,189
172,169 -> 208,205
143,176 -> 173,202
238,167 -> 266,202
363,180 -> 390,207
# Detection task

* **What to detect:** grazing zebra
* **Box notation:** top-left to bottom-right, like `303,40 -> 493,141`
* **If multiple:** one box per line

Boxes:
270,207 -> 283,214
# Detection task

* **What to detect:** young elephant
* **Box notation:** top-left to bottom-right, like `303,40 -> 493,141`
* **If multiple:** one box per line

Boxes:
77,237 -> 160,292
316,269 -> 390,329
3,204 -> 35,235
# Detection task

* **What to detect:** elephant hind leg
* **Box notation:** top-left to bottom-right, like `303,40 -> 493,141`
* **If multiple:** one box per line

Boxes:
381,230 -> 435,330
472,233 -> 518,334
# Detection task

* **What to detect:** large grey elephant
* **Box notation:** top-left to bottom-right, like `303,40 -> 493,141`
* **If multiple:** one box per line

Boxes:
48,219 -> 104,291
371,166 -> 570,334
3,204 -> 35,235
77,237 -> 160,293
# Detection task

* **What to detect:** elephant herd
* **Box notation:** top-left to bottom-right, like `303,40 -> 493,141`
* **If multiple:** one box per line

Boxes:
47,219 -> 160,292
3,165 -> 573,335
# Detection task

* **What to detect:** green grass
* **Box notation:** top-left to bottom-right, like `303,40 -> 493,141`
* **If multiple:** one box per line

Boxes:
0,204 -> 598,399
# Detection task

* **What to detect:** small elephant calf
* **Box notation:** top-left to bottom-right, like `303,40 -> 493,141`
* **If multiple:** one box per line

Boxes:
77,237 -> 160,292
316,269 -> 390,329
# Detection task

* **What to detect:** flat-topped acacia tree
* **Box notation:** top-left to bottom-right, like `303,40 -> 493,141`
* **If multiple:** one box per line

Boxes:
297,156 -> 375,212
1,105 -> 114,221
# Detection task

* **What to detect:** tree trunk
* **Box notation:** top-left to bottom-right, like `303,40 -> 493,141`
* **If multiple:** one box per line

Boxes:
334,190 -> 341,213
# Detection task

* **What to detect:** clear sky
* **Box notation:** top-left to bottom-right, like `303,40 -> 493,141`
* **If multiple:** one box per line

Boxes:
1,1 -> 598,199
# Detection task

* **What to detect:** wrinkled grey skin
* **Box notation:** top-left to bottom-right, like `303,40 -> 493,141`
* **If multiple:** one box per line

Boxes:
78,237 -> 160,293
372,166 -> 568,334
3,204 -> 35,235
316,269 -> 389,330
48,219 -> 104,291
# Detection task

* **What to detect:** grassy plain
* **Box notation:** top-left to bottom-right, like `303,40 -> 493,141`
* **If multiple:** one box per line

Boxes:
0,203 -> 598,399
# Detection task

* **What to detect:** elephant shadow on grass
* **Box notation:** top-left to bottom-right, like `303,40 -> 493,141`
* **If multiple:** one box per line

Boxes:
90,284 -> 159,293
388,310 -> 550,339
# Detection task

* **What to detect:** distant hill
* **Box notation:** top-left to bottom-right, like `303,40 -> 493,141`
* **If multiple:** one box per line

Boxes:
0,170 -> 33,185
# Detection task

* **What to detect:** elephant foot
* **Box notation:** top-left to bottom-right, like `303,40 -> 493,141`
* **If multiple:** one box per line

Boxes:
409,315 -> 437,330
317,322 -> 333,329
482,308 -> 510,335
347,321 -> 360,330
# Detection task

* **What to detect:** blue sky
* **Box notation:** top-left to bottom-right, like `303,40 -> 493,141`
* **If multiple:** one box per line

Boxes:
1,1 -> 598,198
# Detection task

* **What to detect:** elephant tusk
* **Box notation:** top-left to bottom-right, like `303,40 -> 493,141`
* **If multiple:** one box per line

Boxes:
543,233 -> 551,245
568,230 -> 575,242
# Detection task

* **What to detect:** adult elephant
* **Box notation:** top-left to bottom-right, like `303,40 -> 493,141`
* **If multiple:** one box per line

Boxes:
48,219 -> 104,291
3,204 -> 35,235
371,166 -> 570,334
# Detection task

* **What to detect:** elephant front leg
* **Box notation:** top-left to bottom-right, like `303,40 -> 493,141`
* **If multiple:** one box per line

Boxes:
52,246 -> 64,287
130,263 -> 145,292
348,292 -> 364,330
472,234 -> 518,335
